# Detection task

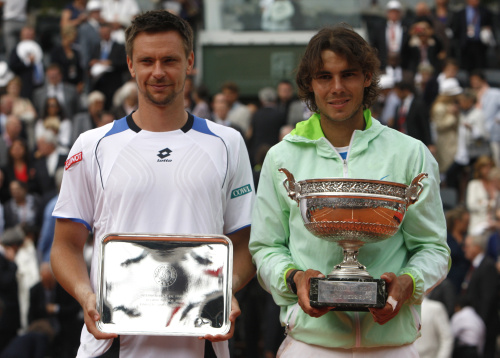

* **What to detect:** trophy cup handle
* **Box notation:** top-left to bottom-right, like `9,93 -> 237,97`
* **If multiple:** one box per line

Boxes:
279,168 -> 300,204
406,173 -> 428,206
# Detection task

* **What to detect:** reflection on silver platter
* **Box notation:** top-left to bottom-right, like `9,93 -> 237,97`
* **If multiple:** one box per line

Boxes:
96,234 -> 233,336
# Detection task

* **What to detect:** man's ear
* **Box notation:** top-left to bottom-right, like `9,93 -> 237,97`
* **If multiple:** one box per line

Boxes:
127,56 -> 135,78
364,73 -> 372,87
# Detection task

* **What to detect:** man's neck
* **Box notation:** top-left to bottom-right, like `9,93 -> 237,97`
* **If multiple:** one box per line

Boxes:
132,99 -> 188,132
320,111 -> 365,147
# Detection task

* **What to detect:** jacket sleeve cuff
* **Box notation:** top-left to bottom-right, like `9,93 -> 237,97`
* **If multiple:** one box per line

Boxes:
397,268 -> 423,304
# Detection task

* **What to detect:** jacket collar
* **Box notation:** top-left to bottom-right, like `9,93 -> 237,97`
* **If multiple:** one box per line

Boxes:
284,109 -> 382,159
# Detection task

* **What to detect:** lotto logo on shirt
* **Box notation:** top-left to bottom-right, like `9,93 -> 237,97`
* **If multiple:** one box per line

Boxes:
231,184 -> 252,199
65,152 -> 82,170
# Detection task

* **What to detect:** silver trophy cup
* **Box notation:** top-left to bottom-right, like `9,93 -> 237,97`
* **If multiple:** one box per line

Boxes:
279,168 -> 427,310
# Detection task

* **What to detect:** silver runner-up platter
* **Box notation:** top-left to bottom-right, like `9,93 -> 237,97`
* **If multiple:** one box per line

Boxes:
279,168 -> 427,311
96,233 -> 233,336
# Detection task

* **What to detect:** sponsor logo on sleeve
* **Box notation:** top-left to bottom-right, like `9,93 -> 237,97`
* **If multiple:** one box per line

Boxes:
65,152 -> 82,170
231,184 -> 252,199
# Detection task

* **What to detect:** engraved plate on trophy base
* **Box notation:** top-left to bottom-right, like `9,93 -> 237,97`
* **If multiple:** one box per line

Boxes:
309,277 -> 387,311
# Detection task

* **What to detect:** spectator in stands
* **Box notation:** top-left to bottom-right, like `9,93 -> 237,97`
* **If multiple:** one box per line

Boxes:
415,295 -> 453,358
88,23 -> 128,110
247,86 -> 286,166
33,64 -> 81,121
34,97 -> 72,150
430,77 -> 462,177
1,0 -> 29,58
100,0 -> 140,44
451,295 -> 486,358
450,0 -> 495,73
276,79 -> 304,126
0,229 -> 21,352
1,138 -> 33,203
369,0 -> 410,70
414,1 -> 450,55
50,25 -> 84,92
392,79 -> 434,150
60,0 -> 88,30
71,90 -> 105,144
5,226 -> 39,334
221,81 -> 252,135
29,262 -> 83,358
30,129 -> 67,207
466,155 -> 496,235
469,69 -> 500,168
445,88 -> 487,199
445,207 -> 471,294
191,84 -> 211,119
5,77 -> 37,151
211,92 -> 245,138
3,180 -> 42,230
0,114 -> 23,169
78,0 -> 104,79
8,26 -> 44,100
401,16 -> 446,75
461,231 -> 499,358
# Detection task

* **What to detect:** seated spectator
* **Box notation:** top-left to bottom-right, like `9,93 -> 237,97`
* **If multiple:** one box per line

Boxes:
111,81 -> 138,119
0,319 -> 54,358
451,296 -> 486,358
88,23 -> 128,110
0,138 -> 33,209
37,169 -> 63,264
71,90 -> 105,144
461,232 -> 499,358
5,77 -> 37,151
401,16 -> 446,75
221,81 -> 252,134
32,64 -> 81,121
3,180 -> 42,230
28,263 -> 83,358
4,226 -> 39,333
445,207 -> 471,294
415,296 -> 453,358
34,97 -> 72,150
50,25 -> 84,92
0,226 -> 21,352
430,77 -> 462,177
30,130 -> 67,207
191,84 -> 211,119
466,155 -> 496,235
8,26 -> 44,100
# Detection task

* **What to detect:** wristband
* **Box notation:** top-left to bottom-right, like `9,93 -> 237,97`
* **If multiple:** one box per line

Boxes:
286,269 -> 302,294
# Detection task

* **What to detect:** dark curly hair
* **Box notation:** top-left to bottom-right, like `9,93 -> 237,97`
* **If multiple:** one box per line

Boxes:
125,10 -> 194,60
296,24 -> 381,113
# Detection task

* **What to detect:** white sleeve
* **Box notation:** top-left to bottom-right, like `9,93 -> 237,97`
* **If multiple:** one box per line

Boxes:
52,135 -> 95,231
223,134 -> 255,234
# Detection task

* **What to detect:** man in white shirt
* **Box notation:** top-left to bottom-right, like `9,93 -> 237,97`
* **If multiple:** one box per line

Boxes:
50,10 -> 255,358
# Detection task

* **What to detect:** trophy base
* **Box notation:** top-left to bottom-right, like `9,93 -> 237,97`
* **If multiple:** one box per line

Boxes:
310,277 -> 387,311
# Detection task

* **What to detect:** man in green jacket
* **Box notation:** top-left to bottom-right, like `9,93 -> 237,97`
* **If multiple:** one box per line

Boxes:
249,24 -> 450,357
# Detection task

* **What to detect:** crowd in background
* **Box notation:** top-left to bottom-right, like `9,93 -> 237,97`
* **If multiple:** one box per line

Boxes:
0,0 -> 499,357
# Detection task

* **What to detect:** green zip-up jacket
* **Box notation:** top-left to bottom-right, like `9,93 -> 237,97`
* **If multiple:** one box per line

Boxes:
249,110 -> 450,348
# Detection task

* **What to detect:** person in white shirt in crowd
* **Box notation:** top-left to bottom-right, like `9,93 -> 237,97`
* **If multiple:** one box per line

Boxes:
0,0 -> 29,58
100,0 -> 140,44
469,69 -> 500,168
415,296 -> 453,358
451,295 -> 486,358
445,88 -> 487,202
